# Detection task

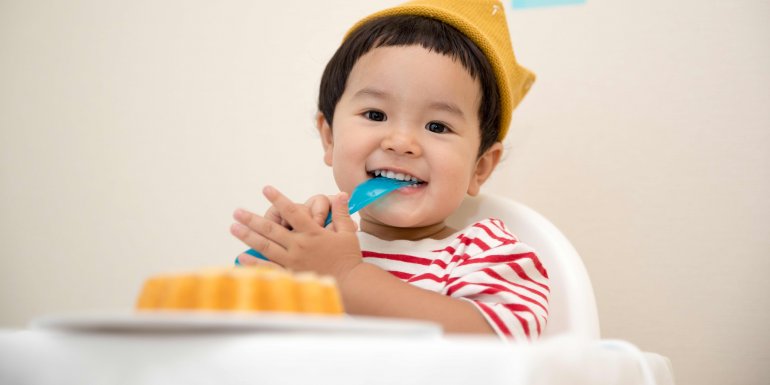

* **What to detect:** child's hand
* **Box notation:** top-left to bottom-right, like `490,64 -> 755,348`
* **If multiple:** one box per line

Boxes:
264,194 -> 331,229
231,186 -> 362,281
234,193 -> 331,267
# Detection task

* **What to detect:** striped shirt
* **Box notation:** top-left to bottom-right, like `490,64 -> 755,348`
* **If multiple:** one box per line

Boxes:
358,218 -> 550,341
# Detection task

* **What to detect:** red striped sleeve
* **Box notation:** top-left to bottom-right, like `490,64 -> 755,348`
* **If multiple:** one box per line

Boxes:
446,280 -> 547,313
387,271 -> 415,280
365,251 -> 466,271
458,251 -> 531,264
489,218 -> 518,241
504,303 -> 544,336
473,222 -> 518,246
460,251 -> 549,280
482,267 -> 549,301
475,301 -> 513,338
508,262 -> 550,291
512,312 -> 531,337
406,272 -> 450,285
362,251 -> 432,265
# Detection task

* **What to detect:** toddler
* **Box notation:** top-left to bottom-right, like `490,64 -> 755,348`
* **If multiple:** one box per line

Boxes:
231,0 -> 549,341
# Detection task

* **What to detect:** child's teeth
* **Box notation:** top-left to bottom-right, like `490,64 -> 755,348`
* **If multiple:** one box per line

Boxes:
371,169 -> 422,183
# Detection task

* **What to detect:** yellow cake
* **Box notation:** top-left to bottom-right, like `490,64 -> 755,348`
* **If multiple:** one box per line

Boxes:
135,266 -> 344,315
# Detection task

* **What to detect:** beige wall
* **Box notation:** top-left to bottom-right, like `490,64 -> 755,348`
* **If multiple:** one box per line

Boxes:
1,1 -> 768,384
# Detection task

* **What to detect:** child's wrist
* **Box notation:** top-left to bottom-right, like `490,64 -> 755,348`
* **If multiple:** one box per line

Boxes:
335,260 -> 365,290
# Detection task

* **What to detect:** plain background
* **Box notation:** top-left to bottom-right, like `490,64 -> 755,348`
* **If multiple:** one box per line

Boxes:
1,0 -> 768,384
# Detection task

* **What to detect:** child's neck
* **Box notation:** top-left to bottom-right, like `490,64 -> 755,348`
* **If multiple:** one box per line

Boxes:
360,220 -> 457,241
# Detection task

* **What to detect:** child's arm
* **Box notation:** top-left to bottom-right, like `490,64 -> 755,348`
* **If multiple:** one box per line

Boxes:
337,260 -> 495,334
230,186 -> 495,335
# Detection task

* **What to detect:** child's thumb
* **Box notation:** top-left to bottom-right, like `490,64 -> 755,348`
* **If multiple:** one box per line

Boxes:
331,192 -> 357,232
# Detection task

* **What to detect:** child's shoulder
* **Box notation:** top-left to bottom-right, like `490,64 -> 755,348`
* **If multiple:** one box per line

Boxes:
458,217 -> 519,242
448,217 -> 521,252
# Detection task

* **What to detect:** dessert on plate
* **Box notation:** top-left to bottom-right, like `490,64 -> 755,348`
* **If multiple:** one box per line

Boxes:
136,266 -> 344,315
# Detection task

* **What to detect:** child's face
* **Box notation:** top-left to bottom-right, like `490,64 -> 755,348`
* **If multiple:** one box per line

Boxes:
318,45 -> 501,239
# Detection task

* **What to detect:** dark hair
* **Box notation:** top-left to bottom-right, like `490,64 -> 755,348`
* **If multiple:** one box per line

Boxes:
318,15 -> 501,156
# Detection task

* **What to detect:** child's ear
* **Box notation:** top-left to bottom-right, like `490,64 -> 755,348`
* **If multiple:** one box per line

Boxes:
316,112 -> 333,167
467,142 -> 503,196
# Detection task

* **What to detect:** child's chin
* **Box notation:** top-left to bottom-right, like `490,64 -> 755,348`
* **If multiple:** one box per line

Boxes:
375,211 -> 429,229
362,209 -> 413,227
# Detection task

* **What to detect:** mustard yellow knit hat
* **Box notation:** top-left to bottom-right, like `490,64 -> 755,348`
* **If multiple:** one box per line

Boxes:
346,0 -> 535,141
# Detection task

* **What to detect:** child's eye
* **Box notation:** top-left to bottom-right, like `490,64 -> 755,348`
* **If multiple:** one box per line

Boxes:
426,121 -> 450,134
364,110 -> 387,122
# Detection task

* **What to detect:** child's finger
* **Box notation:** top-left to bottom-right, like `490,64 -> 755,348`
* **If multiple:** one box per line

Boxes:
264,205 -> 285,227
233,209 -> 293,249
230,222 -> 289,264
235,253 -> 285,269
262,186 -> 317,231
305,194 -> 331,227
330,192 -> 357,233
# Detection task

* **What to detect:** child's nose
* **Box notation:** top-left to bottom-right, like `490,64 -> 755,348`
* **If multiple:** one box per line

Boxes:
380,126 -> 422,156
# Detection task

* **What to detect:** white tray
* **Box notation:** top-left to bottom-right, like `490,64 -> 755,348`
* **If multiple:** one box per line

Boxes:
30,310 -> 443,337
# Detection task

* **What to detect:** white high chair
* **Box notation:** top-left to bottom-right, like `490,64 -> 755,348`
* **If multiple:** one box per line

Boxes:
446,194 -> 601,339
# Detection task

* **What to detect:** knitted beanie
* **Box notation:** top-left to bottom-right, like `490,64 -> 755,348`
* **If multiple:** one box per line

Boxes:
346,0 -> 535,141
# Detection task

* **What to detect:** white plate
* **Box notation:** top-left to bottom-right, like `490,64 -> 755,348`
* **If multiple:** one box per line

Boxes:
30,310 -> 443,337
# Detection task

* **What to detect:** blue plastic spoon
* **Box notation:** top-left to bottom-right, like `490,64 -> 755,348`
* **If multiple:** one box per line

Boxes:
236,177 -> 417,264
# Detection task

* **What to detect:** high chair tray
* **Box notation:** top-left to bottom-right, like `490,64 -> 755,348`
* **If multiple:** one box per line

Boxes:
29,310 -> 442,337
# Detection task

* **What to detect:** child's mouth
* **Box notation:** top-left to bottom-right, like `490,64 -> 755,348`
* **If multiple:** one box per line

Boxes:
367,169 -> 426,187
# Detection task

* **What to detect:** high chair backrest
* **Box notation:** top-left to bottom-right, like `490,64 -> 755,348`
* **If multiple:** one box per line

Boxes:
446,194 -> 601,339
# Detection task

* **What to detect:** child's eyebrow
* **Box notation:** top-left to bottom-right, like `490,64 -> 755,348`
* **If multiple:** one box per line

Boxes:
352,87 -> 389,100
428,101 -> 466,121
353,87 -> 466,120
